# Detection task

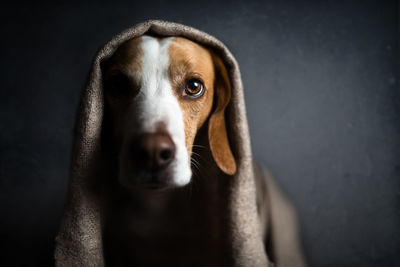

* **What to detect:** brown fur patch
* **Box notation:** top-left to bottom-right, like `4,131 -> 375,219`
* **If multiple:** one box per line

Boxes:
168,37 -> 215,156
101,36 -> 143,150
102,36 -> 143,88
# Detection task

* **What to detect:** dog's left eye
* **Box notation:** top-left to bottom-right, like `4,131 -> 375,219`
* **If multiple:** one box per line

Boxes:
184,79 -> 204,99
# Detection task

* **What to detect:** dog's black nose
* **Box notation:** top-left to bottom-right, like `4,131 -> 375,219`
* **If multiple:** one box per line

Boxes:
132,133 -> 176,171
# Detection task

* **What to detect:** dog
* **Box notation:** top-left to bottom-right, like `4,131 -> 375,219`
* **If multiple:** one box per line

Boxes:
101,34 -> 236,266
100,35 -> 301,267
101,35 -> 234,188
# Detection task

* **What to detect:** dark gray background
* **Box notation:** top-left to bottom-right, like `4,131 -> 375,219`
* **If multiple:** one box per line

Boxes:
0,1 -> 398,266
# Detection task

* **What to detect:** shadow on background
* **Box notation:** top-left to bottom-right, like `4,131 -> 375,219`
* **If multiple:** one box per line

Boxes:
0,1 -> 398,266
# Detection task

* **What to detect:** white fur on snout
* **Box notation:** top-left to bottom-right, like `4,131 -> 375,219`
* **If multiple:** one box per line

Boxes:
123,36 -> 191,186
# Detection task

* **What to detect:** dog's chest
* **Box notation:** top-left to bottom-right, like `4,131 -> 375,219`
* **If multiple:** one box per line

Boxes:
104,185 -> 223,267
126,211 -> 217,266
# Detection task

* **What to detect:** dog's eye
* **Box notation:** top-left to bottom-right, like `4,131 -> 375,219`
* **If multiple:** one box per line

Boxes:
184,79 -> 204,99
104,73 -> 131,99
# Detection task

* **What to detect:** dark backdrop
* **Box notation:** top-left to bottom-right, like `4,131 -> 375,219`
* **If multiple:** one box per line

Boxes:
0,1 -> 398,266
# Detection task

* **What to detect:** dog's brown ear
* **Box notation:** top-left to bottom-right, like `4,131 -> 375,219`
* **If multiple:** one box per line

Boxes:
208,54 -> 237,175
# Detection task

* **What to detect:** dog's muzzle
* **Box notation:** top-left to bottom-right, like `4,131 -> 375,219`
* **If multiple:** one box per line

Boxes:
132,132 -> 176,171
128,132 -> 176,188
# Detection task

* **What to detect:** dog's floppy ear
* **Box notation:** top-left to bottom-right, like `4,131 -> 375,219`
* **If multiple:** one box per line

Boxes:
208,53 -> 237,175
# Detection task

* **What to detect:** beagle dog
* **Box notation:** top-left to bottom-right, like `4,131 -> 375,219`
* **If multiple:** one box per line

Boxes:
102,35 -> 235,188
101,36 -> 254,266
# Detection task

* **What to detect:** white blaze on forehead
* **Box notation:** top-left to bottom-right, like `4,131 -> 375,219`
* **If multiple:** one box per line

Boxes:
129,35 -> 191,185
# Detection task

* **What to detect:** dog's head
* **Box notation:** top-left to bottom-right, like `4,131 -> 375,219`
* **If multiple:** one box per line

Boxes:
101,35 -> 236,190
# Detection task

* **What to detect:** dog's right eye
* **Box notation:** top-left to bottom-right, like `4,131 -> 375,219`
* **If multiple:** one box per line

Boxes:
104,73 -> 132,99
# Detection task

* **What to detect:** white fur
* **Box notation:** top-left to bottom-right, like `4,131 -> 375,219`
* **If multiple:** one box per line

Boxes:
124,36 -> 191,186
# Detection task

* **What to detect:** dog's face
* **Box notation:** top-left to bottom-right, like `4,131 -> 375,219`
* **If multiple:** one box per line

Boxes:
102,35 -> 236,190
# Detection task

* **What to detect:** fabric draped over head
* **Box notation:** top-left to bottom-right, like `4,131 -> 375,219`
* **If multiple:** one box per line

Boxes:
55,20 -> 269,266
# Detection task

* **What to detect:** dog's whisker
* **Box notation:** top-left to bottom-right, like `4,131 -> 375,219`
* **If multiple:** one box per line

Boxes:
191,156 -> 213,179
191,154 -> 208,168
191,154 -> 216,179
190,151 -> 203,159
191,151 -> 206,160
190,160 -> 203,180
190,159 -> 201,172
190,156 -> 201,166
188,144 -> 210,150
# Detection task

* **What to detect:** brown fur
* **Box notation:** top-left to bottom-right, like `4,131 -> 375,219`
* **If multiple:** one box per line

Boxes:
168,37 -> 236,174
102,36 -> 143,77
168,37 -> 215,156
101,36 -> 143,152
